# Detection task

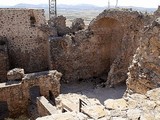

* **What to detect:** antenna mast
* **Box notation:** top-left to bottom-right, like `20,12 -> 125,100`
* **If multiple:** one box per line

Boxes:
115,0 -> 118,7
49,0 -> 57,19
108,0 -> 110,8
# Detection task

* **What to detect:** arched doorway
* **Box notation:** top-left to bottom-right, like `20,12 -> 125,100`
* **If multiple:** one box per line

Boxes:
89,17 -> 124,73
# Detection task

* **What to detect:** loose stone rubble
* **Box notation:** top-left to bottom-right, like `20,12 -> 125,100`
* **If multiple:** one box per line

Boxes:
36,88 -> 160,120
104,88 -> 160,120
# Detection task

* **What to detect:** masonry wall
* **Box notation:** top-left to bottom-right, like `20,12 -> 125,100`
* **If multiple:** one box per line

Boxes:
0,9 -> 49,73
50,9 -> 146,83
49,31 -> 113,82
0,70 -> 62,118
0,37 -> 9,83
90,9 -> 147,86
126,18 -> 160,94
37,96 -> 57,117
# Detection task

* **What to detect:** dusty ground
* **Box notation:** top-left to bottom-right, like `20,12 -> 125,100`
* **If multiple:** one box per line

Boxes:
61,79 -> 126,104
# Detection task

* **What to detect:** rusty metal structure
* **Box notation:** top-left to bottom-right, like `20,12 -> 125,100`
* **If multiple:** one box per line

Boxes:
49,0 -> 57,19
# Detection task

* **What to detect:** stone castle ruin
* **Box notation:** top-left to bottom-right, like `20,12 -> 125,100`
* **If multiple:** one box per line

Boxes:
0,6 -> 160,120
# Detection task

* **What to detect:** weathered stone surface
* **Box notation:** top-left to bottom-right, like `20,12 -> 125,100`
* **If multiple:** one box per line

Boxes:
82,105 -> 105,119
0,70 -> 62,118
126,17 -> 160,94
48,15 -> 70,36
90,9 -> 147,86
112,117 -> 127,120
0,36 -> 9,83
104,99 -> 127,110
37,88 -> 160,120
36,112 -> 88,120
37,96 -> 58,117
7,68 -> 24,80
146,88 -> 160,101
71,18 -> 85,33
104,88 -> 160,120
0,9 -> 50,73
127,109 -> 142,120
154,6 -> 160,16
50,9 -> 147,83
56,93 -> 105,119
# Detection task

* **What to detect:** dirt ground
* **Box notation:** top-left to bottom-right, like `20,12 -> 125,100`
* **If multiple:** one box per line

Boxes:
61,79 -> 127,104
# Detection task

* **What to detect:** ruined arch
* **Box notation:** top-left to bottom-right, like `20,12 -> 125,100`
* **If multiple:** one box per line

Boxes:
89,17 -> 124,73
87,10 -> 145,86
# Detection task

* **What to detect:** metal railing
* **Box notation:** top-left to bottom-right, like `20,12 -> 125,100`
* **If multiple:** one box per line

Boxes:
79,99 -> 87,112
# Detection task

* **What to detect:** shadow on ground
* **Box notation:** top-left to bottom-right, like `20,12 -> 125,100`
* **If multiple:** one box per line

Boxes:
61,79 -> 127,104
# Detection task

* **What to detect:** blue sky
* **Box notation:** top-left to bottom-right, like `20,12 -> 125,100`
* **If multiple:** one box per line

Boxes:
0,0 -> 159,8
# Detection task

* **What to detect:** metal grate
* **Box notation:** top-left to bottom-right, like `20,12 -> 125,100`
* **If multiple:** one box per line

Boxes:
49,0 -> 57,19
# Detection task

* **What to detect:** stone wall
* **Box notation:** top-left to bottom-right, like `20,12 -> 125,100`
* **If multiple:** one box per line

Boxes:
0,9 -> 49,73
91,9 -> 147,86
50,9 -> 146,83
0,70 -> 62,118
49,30 -> 112,82
126,18 -> 160,94
0,37 -> 9,83
37,96 -> 58,117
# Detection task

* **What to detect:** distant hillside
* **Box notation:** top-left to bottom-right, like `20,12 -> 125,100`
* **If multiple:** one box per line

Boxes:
0,3 -> 157,26
0,3 -> 157,12
7,3 -> 104,10
13,3 -> 47,9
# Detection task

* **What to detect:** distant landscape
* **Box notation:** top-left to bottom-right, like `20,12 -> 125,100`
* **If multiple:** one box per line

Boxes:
0,3 -> 157,26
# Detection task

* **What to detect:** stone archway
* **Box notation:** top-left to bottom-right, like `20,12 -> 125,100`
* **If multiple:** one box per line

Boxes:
89,17 -> 124,73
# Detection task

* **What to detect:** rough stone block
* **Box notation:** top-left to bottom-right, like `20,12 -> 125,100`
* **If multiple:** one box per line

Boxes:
7,68 -> 24,80
104,99 -> 128,110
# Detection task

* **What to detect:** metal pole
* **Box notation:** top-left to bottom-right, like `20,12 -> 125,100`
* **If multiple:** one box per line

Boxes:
49,0 -> 51,19
115,0 -> 118,7
49,0 -> 57,19
108,0 -> 110,8
55,0 -> 57,17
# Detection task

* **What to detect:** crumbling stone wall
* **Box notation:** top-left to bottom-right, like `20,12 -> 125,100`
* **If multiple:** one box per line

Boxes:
0,37 -> 9,83
48,15 -> 70,36
0,70 -> 62,118
50,9 -> 146,83
0,9 -> 49,73
126,18 -> 160,94
90,9 -> 146,86
50,28 -> 119,82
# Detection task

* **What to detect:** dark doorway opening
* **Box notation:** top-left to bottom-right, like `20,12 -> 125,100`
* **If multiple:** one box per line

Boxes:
28,86 -> 41,119
29,86 -> 41,103
49,90 -> 56,106
30,16 -> 36,27
0,101 -> 9,120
